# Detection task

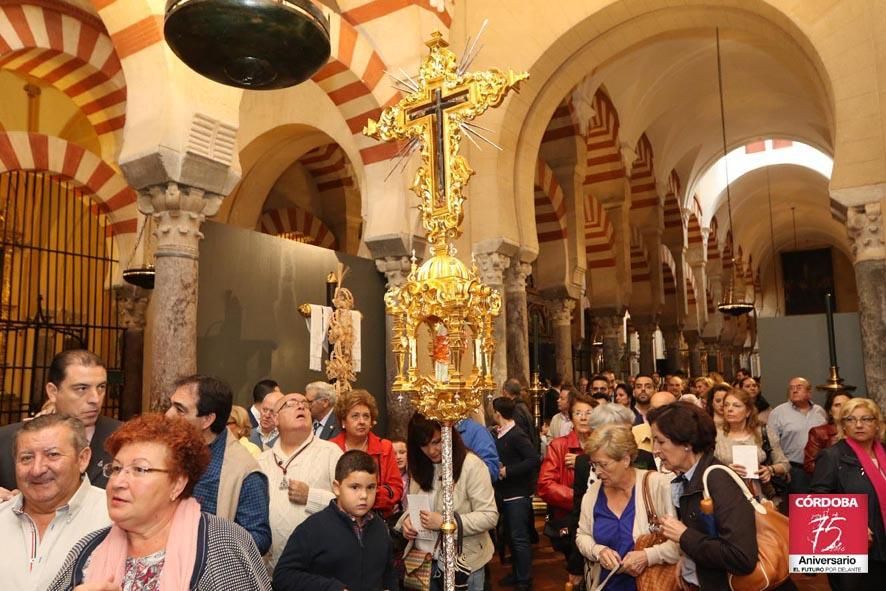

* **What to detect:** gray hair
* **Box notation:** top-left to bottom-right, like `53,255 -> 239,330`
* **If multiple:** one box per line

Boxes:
588,403 -> 635,429
306,381 -> 337,405
15,413 -> 88,456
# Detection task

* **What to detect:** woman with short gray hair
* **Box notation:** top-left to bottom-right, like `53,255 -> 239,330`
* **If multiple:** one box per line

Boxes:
574,425 -> 679,589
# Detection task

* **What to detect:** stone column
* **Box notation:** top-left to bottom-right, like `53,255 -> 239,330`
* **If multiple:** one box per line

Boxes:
661,326 -> 683,375
547,299 -> 575,383
475,252 -> 511,389
375,255 -> 413,440
636,322 -> 657,377
846,200 -> 886,405
115,284 -> 149,420
703,337 -> 720,374
504,261 -> 531,385
685,330 -> 704,378
138,183 -> 222,410
595,314 -> 624,378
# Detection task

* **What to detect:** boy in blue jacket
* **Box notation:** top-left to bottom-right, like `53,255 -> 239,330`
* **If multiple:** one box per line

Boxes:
273,450 -> 398,591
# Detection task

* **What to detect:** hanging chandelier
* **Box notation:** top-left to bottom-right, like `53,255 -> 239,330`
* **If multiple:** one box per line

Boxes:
122,215 -> 155,290
164,0 -> 331,89
713,28 -> 754,318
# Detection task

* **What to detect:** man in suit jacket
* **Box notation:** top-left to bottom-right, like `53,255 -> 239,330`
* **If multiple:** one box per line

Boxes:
249,378 -> 280,429
306,381 -> 341,440
0,349 -> 121,499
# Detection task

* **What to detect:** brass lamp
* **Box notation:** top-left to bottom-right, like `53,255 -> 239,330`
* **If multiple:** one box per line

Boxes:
164,0 -> 331,89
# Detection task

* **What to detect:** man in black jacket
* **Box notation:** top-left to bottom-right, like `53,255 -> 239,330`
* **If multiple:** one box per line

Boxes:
273,450 -> 397,591
0,349 -> 120,499
492,397 -> 539,591
501,378 -> 540,451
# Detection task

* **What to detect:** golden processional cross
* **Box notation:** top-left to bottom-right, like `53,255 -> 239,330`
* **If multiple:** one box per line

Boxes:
364,31 -> 527,254
363,30 -> 527,591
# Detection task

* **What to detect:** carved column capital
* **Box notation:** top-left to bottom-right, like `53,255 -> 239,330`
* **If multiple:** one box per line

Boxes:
375,256 -> 413,289
115,284 -> 150,331
635,322 -> 657,342
474,251 -> 511,285
846,199 -> 886,263
547,298 -> 576,327
137,182 -> 223,259
594,314 -> 624,339
504,261 -> 532,293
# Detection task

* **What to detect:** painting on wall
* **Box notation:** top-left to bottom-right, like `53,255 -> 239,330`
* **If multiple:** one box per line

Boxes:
781,248 -> 835,315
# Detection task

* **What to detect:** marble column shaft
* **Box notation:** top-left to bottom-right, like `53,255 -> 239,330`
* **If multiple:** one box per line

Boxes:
846,200 -> 886,404
375,256 -> 414,440
115,284 -> 149,419
138,183 -> 222,410
661,327 -> 683,375
505,261 -> 531,385
548,299 -> 575,384
685,331 -> 703,378
636,323 -> 657,377
595,315 -> 624,378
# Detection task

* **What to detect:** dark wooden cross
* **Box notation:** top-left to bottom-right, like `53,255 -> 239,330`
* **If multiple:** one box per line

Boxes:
407,86 -> 469,208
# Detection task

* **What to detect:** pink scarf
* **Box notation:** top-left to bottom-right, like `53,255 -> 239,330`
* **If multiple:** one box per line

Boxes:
845,437 -> 886,531
86,497 -> 202,590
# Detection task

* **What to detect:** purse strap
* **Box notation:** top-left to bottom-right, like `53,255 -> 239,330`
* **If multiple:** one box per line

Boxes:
701,464 -> 768,515
640,470 -> 658,523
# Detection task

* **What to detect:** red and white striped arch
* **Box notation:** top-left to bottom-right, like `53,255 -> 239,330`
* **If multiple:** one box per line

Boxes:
584,90 -> 624,186
300,142 -> 357,194
660,244 -> 678,297
0,131 -> 137,236
707,216 -> 720,263
534,158 -> 566,244
585,193 -> 616,268
685,262 -> 698,308
629,226 -> 651,284
258,206 -> 339,250
542,97 -> 580,146
0,3 -> 127,151
629,134 -> 657,212
311,14 -> 401,166
663,170 -> 682,232
340,0 -> 452,29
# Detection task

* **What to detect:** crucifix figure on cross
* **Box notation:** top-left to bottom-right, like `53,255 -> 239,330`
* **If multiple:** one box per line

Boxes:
364,31 -> 527,254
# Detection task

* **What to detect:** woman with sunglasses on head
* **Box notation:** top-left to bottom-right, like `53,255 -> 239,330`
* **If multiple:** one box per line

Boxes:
811,397 -> 886,590
48,414 -> 271,591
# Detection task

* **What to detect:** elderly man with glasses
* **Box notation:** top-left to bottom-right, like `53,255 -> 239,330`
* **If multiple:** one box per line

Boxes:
257,392 -> 343,570
249,388 -> 283,451
305,381 -> 340,441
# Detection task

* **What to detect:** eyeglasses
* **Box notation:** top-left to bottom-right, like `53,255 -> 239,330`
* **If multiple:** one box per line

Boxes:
842,416 -> 877,425
103,463 -> 172,479
589,459 -> 619,472
277,399 -> 308,412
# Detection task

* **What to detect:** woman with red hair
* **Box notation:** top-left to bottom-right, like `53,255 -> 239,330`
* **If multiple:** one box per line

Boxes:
329,389 -> 403,517
48,414 -> 271,590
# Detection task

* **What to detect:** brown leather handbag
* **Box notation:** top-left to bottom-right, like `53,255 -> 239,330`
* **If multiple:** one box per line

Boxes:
701,465 -> 790,591
634,471 -> 679,591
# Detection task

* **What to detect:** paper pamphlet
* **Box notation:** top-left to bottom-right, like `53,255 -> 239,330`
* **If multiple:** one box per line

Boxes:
407,493 -> 436,540
732,444 -> 760,478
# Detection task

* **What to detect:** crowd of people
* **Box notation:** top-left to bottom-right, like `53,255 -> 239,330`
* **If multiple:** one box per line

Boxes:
0,349 -> 883,591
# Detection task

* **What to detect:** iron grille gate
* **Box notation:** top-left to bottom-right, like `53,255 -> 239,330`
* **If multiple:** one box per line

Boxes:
0,170 -> 125,425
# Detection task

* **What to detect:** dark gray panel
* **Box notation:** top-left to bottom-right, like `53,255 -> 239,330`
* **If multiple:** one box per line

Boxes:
197,221 -> 388,433
757,313 -> 867,405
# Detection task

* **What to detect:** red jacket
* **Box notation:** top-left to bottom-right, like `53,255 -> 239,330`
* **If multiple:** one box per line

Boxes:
804,423 -> 837,474
330,431 -> 404,517
537,431 -> 583,518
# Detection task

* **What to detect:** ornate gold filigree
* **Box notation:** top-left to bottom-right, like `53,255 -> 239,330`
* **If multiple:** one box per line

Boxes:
362,31 -> 524,423
364,32 -> 528,256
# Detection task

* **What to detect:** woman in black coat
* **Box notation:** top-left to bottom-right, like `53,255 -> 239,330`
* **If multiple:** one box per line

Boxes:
811,397 -> 886,591
649,402 -> 758,590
